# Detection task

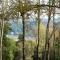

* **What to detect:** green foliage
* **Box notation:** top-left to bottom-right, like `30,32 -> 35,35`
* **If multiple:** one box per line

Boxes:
3,38 -> 17,60
3,22 -> 17,60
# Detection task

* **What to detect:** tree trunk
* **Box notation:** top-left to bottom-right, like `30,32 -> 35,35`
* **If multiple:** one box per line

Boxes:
22,14 -> 25,60
0,19 -> 4,60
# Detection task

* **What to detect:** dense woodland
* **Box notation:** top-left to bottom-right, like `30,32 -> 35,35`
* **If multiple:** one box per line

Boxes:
0,0 -> 60,60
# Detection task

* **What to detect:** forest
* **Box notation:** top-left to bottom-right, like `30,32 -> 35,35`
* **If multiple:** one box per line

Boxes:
0,0 -> 60,60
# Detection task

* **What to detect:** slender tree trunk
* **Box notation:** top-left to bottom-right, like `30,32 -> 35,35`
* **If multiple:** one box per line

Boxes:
44,0 -> 51,60
53,14 -> 55,60
37,7 -> 40,60
22,14 -> 25,60
19,0 -> 25,60
37,0 -> 40,60
53,2 -> 55,60
0,19 -> 4,60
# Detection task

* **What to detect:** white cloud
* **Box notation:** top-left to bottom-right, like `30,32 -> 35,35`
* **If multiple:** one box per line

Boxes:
40,0 -> 49,4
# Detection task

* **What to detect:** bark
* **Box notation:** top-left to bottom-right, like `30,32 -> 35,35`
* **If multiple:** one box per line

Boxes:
0,19 -> 4,60
44,0 -> 51,60
22,15 -> 25,60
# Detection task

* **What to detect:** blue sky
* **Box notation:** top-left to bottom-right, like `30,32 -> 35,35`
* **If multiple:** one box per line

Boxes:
8,16 -> 37,36
8,12 -> 60,37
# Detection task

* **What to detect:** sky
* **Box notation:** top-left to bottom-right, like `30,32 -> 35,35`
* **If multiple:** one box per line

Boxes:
8,12 -> 60,36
